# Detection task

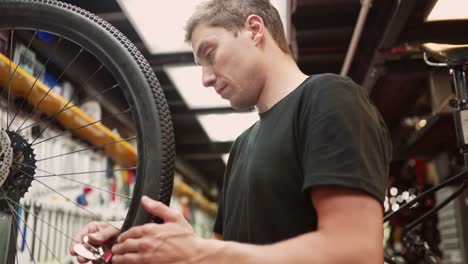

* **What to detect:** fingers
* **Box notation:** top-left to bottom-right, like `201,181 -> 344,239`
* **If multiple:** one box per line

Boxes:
70,222 -> 97,256
88,223 -> 120,245
112,253 -> 140,264
111,238 -> 140,254
141,195 -> 179,223
77,256 -> 89,263
117,224 -> 147,243
70,224 -> 94,263
70,221 -> 122,263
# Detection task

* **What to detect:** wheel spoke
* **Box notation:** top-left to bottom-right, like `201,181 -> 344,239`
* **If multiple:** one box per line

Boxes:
31,107 -> 131,146
12,166 -> 121,232
17,81 -> 117,132
24,65 -> 109,143
14,162 -> 132,200
15,47 -> 84,132
1,191 -> 38,264
3,30 -> 39,102
12,106 -> 129,168
35,136 -> 136,162
14,108 -> 131,164
2,193 -> 62,264
3,30 -> 38,85
33,167 -> 136,178
6,29 -> 15,127
8,37 -> 63,130
54,175 -> 132,200
3,195 -> 80,244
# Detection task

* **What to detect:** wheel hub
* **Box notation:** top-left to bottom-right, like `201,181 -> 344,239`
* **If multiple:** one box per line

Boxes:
0,129 -> 13,187
0,129 -> 36,207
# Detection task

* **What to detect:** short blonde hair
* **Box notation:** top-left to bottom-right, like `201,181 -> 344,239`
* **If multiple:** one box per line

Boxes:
185,0 -> 291,55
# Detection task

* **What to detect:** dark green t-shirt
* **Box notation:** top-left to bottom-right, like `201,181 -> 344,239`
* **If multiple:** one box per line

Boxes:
214,73 -> 392,244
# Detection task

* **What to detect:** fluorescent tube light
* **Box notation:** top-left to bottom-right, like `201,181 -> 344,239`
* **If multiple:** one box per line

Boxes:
164,65 -> 231,109
222,154 -> 230,165
116,0 -> 203,54
426,0 -> 468,22
116,0 -> 289,54
197,112 -> 259,142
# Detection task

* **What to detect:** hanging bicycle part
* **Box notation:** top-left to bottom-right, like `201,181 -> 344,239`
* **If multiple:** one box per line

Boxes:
384,43 -> 468,264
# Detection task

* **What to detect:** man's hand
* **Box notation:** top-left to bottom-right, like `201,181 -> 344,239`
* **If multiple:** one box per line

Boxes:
70,221 -> 122,263
112,196 -> 203,264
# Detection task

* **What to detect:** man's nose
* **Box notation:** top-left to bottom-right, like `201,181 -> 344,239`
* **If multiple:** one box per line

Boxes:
202,66 -> 216,87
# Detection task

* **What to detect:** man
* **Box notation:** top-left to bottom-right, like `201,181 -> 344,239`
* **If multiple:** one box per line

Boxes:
71,0 -> 392,263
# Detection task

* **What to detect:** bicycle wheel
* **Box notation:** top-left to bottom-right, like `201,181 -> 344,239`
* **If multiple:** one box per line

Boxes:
0,0 -> 175,263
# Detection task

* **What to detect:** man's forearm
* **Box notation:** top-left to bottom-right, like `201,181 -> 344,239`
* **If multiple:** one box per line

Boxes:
196,231 -> 381,264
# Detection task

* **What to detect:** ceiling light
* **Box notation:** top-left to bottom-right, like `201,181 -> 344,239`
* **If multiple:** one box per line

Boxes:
116,0 -> 203,54
197,112 -> 259,142
116,0 -> 289,54
270,0 -> 290,41
418,119 -> 427,128
222,154 -> 229,165
426,0 -> 468,22
164,65 -> 230,109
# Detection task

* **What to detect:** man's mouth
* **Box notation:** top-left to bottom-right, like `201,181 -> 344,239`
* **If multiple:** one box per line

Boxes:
216,85 -> 227,95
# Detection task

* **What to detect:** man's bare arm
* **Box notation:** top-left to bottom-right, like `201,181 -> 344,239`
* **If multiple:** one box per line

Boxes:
197,186 -> 383,264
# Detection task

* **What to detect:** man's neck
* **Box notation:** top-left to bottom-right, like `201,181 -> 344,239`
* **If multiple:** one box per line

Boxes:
255,53 -> 308,113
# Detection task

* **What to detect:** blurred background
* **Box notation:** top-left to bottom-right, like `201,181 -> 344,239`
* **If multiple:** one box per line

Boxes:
2,0 -> 468,263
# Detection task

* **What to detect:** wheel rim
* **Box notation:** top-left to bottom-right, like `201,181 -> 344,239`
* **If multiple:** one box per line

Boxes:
0,1 -> 175,262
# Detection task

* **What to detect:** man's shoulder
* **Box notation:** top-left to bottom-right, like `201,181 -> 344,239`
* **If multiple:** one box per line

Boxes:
303,73 -> 360,94
297,73 -> 362,110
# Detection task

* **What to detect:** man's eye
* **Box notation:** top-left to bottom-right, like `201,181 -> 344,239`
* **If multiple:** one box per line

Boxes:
206,50 -> 214,63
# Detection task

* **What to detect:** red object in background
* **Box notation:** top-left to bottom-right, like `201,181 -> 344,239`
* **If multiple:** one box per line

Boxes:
126,170 -> 134,185
412,158 -> 427,186
83,186 -> 93,194
111,179 -> 116,202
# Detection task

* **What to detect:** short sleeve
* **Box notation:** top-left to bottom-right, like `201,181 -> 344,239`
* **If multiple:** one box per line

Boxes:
300,75 -> 392,204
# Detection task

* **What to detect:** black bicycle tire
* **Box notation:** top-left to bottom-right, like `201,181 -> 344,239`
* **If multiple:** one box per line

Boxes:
0,0 -> 175,232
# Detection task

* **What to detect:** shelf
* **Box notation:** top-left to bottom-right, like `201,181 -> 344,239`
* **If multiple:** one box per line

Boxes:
0,53 -> 217,215
173,177 -> 217,215
0,53 -> 136,167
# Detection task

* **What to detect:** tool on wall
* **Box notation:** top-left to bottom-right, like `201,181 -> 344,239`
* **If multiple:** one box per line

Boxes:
44,207 -> 53,262
20,200 -> 31,252
31,201 -> 42,261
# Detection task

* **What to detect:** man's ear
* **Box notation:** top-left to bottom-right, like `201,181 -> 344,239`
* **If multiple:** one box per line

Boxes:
245,15 -> 264,46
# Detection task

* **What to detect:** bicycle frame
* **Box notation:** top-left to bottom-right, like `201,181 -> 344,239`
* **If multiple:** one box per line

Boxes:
384,57 -> 468,264
0,206 -> 17,264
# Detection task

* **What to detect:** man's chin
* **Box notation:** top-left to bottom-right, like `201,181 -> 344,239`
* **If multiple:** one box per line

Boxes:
229,101 -> 255,112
